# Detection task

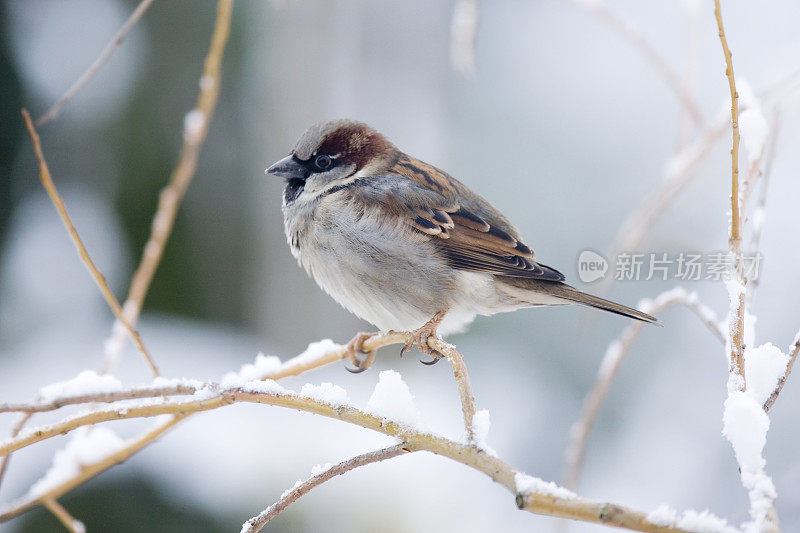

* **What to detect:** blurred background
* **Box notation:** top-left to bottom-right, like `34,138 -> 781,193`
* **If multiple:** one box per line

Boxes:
1,0 -> 799,531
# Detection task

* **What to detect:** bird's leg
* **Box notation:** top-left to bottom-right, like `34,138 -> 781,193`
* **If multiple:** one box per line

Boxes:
401,311 -> 448,365
344,332 -> 378,373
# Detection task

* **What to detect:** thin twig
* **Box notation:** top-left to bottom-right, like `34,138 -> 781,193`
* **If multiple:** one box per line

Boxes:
434,341 -> 477,442
42,498 -> 84,533
21,109 -> 160,377
714,0 -> 745,387
36,0 -> 157,126
563,0 -> 703,127
241,444 -> 409,533
0,384 -> 694,532
564,289 -> 724,490
0,414 -> 32,494
103,0 -> 234,373
763,332 -> 800,412
0,384 -> 198,414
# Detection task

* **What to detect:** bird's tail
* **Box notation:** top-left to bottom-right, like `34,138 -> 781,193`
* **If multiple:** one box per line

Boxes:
550,283 -> 658,324
499,277 -> 658,324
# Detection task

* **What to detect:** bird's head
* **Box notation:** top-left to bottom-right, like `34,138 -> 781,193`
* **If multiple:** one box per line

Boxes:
266,119 -> 396,204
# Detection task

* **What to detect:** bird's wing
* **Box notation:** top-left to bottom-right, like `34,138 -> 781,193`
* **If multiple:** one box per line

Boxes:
350,155 -> 565,282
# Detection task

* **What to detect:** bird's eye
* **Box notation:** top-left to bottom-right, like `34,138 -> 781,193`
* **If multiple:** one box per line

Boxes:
314,154 -> 332,171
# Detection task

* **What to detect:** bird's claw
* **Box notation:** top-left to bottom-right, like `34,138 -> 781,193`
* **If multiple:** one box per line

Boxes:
344,332 -> 377,373
401,311 -> 447,367
419,355 -> 441,366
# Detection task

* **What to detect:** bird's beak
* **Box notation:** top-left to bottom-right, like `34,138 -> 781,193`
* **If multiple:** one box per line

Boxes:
265,154 -> 307,180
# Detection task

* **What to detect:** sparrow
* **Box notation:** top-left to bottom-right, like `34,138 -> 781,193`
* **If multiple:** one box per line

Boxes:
266,119 -> 657,372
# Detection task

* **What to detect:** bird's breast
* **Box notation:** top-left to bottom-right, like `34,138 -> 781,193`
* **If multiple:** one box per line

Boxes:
282,194 -> 460,331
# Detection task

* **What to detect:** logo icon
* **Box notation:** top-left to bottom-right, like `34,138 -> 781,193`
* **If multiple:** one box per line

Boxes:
577,250 -> 608,283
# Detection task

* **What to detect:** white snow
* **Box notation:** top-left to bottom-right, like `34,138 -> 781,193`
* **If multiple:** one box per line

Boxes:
744,342 -> 789,406
637,286 -> 689,313
647,504 -> 737,532
279,479 -> 303,499
722,391 -> 777,531
514,472 -> 575,500
220,341 -> 341,389
199,74 -> 214,91
28,426 -> 128,497
238,379 -> 287,395
310,462 -> 333,476
739,108 -> 768,161
647,504 -> 678,527
471,409 -> 497,457
724,278 -> 746,392
281,339 -> 342,368
597,339 -> 622,381
365,370 -> 419,428
737,79 -> 768,162
723,392 -> 768,473
299,382 -> 350,406
183,108 -> 206,143
38,370 -> 123,402
150,376 -> 205,391
220,352 -> 282,388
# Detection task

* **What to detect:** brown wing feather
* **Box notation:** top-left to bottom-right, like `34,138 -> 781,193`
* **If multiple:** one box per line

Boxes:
388,155 -> 565,282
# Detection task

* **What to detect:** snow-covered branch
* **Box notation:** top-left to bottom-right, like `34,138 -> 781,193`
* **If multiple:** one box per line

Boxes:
0,365 -> 700,532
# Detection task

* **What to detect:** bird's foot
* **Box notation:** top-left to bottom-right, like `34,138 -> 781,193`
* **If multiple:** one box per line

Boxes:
344,332 -> 378,373
400,311 -> 448,366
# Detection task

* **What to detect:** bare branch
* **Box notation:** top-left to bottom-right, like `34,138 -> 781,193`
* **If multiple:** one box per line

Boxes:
431,340 -> 477,441
21,109 -> 160,377
103,0 -> 234,373
35,0 -> 157,126
763,331 -> 800,412
0,414 -> 32,493
242,444 -> 409,533
42,498 -> 84,533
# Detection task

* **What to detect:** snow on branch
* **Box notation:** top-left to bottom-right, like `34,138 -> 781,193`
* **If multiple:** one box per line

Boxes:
0,364 -> 700,532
